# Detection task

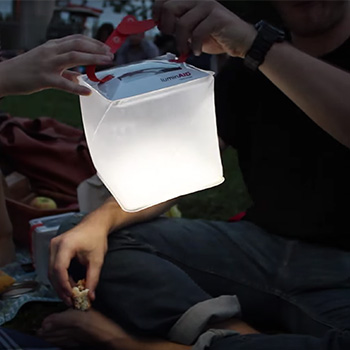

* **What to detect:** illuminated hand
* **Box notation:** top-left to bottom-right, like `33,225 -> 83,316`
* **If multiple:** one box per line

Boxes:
0,34 -> 114,97
153,0 -> 257,58
49,217 -> 108,306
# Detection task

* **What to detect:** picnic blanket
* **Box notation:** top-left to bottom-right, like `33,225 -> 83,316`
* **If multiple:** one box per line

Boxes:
0,251 -> 60,326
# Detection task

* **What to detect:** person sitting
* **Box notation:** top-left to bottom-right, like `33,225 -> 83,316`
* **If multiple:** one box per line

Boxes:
43,1 -> 350,349
0,34 -> 114,264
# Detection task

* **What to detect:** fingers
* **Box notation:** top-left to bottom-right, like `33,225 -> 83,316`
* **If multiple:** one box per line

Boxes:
51,76 -> 91,96
153,0 -> 216,56
62,70 -> 81,84
153,0 -> 168,22
54,36 -> 112,56
157,1 -> 178,35
175,7 -> 210,55
53,34 -> 107,49
53,51 -> 114,71
61,70 -> 91,96
49,238 -> 75,306
190,14 -> 217,56
86,260 -> 103,301
156,0 -> 196,34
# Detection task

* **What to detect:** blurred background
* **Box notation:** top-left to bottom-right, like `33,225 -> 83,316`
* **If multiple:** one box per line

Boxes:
0,0 -> 281,221
0,0 -> 284,333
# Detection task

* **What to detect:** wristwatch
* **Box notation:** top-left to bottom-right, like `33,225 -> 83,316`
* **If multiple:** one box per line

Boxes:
244,20 -> 285,72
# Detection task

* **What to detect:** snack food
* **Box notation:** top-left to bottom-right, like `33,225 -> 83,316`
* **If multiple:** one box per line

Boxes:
72,279 -> 91,311
0,270 -> 15,293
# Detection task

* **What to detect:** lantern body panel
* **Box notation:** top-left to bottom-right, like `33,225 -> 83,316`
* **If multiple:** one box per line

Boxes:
79,60 -> 224,212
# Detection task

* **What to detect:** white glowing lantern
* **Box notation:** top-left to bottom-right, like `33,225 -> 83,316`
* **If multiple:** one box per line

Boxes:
79,57 -> 224,212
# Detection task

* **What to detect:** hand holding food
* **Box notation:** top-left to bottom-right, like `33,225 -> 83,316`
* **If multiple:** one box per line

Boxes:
72,279 -> 91,311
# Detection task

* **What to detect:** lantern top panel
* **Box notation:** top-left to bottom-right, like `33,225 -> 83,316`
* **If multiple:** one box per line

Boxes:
81,55 -> 213,101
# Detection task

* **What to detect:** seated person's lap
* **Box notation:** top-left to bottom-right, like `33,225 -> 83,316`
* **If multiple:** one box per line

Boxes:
60,216 -> 350,337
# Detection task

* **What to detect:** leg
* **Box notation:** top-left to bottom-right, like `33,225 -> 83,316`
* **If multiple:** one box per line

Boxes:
57,216 -> 350,350
274,239 -> 350,336
95,218 -> 350,338
195,330 -> 350,350
40,310 -> 350,350
61,216 -> 280,342
91,218 -> 288,340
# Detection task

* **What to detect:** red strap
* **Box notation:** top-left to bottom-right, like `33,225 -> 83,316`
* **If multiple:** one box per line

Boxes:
117,17 -> 156,36
228,212 -> 246,222
87,16 -> 157,83
170,53 -> 189,63
87,15 -> 189,83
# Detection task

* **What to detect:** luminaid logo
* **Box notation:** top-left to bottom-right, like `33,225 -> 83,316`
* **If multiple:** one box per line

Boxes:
160,72 -> 192,82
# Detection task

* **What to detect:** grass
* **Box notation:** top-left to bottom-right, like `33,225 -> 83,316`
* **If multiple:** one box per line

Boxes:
1,90 -> 251,333
0,90 -> 83,129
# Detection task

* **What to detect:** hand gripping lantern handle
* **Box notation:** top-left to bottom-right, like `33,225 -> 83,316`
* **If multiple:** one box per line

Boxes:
86,15 -> 188,83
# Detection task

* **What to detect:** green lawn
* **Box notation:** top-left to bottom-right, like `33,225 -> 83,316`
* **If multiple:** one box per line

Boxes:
1,90 -> 251,334
1,90 -> 83,129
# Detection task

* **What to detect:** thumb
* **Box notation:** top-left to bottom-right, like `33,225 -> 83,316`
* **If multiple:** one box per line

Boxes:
62,70 -> 81,83
85,261 -> 103,301
53,76 -> 91,96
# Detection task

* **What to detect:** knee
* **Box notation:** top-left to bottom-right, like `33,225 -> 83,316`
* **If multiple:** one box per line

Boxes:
192,331 -> 247,350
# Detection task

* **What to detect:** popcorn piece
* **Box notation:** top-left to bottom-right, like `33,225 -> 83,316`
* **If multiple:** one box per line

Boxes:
72,279 -> 91,311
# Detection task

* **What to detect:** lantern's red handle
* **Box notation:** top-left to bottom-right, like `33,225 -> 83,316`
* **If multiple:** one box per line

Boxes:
86,15 -> 188,83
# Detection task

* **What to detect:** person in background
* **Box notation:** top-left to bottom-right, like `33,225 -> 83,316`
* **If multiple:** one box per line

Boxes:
0,33 -> 114,350
0,34 -> 114,267
94,22 -> 114,43
41,0 -> 350,350
116,33 -> 159,65
94,22 -> 116,71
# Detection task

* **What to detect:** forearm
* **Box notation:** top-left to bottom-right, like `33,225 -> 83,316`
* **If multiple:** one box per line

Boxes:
85,196 -> 176,235
260,41 -> 350,148
107,337 -> 190,350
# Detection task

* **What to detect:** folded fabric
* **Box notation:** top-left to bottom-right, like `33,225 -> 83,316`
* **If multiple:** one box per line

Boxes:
0,251 -> 60,326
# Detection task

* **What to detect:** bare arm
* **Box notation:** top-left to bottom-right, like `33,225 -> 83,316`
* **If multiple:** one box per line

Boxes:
260,41 -> 350,148
49,196 -> 176,304
154,0 -> 350,148
102,196 -> 176,233
0,34 -> 114,97
107,338 -> 190,350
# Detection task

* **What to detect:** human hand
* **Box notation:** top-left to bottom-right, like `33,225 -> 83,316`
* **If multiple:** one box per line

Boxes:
49,217 -> 108,306
0,34 -> 114,97
153,0 -> 257,58
39,309 -> 139,350
40,308 -> 189,350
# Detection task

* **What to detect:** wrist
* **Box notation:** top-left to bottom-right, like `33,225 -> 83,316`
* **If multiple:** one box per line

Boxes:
238,24 -> 258,58
244,21 -> 285,71
89,197 -> 125,235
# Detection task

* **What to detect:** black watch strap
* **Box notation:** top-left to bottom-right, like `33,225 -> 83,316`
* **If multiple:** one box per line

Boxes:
244,20 -> 285,72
